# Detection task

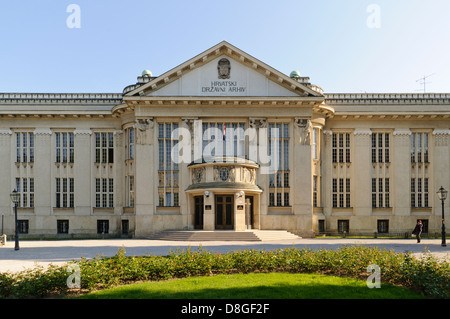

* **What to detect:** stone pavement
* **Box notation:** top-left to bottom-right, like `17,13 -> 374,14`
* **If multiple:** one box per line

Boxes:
0,238 -> 449,273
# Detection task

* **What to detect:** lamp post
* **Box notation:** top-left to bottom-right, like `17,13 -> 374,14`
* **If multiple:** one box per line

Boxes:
437,186 -> 448,247
10,189 -> 20,251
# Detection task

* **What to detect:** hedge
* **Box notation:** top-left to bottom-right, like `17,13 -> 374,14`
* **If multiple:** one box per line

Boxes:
0,245 -> 448,299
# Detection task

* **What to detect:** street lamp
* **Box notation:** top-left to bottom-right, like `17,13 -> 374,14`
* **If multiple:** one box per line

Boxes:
10,189 -> 20,251
437,186 -> 448,247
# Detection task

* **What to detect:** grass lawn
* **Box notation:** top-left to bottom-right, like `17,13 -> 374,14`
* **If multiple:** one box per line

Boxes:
76,272 -> 424,299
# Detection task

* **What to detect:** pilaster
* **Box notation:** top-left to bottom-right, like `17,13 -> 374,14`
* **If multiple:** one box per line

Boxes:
393,129 -> 412,216
73,129 -> 92,215
353,129 -> 372,216
33,129 -> 53,216
133,119 -> 155,237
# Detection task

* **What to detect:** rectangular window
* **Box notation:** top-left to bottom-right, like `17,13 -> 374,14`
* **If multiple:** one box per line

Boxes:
377,220 -> 389,233
56,178 -> 74,208
332,178 -> 350,208
95,178 -> 114,208
338,220 -> 349,233
127,175 -> 134,207
16,132 -> 34,163
411,133 -> 429,163
55,132 -> 74,163
371,133 -> 390,163
18,220 -> 29,234
95,132 -> 114,163
332,133 -> 350,163
57,220 -> 69,234
268,123 -> 290,206
312,128 -> 319,160
411,177 -> 429,208
372,178 -> 390,208
127,128 -> 135,160
97,220 -> 109,234
158,123 -> 179,207
313,176 -> 318,207
15,178 -> 34,208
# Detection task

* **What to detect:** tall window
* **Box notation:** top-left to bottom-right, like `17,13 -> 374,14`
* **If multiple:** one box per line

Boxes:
411,133 -> 429,163
202,122 -> 245,160
16,132 -> 34,163
372,133 -> 390,163
126,128 -> 135,160
411,177 -> 429,208
158,123 -> 179,207
332,133 -> 350,163
56,178 -> 74,208
57,220 -> 69,234
15,178 -> 34,208
56,132 -> 74,163
312,128 -> 319,160
95,178 -> 114,208
410,132 -> 430,209
313,176 -> 318,207
268,123 -> 290,207
372,178 -> 390,208
97,220 -> 109,234
95,132 -> 114,163
332,178 -> 350,208
126,175 -> 134,207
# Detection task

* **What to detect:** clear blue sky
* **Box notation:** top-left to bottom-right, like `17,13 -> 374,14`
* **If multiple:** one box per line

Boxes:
0,0 -> 449,93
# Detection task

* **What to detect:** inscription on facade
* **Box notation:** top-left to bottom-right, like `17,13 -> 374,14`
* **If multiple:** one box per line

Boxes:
201,81 -> 246,93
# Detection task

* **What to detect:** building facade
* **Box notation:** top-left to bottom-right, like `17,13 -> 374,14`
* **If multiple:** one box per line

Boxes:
1,41 -> 449,238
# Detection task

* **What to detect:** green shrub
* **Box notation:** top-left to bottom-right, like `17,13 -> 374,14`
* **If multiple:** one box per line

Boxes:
0,245 -> 448,299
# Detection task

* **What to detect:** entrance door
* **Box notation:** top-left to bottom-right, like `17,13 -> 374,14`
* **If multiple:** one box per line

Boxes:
245,196 -> 254,229
194,196 -> 204,229
215,195 -> 234,229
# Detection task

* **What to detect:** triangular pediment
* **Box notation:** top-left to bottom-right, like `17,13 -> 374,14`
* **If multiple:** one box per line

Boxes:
126,41 -> 323,98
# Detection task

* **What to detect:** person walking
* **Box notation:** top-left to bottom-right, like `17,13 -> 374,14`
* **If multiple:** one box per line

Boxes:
412,220 -> 423,243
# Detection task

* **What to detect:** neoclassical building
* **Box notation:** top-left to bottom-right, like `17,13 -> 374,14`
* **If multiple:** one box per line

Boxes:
1,41 -> 449,239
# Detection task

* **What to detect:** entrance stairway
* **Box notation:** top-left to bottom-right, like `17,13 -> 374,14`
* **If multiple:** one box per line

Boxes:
148,230 -> 301,241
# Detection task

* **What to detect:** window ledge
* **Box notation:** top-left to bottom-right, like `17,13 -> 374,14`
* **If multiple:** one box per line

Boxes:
93,207 -> 114,214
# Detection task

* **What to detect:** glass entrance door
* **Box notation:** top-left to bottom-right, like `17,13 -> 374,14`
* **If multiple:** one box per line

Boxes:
215,195 -> 233,229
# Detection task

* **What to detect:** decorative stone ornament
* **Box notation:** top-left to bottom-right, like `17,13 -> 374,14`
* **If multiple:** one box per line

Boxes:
217,58 -> 231,79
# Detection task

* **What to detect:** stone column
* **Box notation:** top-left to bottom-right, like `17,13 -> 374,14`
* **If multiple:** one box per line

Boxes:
73,130 -> 93,216
133,119 -> 154,237
392,129 -> 412,217
249,118 -> 266,230
293,118 -> 313,237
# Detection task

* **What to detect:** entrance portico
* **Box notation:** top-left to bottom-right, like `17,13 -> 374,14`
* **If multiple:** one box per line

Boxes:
186,158 -> 262,231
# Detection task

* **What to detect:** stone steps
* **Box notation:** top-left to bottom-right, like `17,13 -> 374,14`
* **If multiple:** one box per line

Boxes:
148,230 -> 301,241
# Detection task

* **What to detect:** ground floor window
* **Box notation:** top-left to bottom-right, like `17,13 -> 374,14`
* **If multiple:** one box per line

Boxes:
97,220 -> 109,234
318,220 -> 325,233
18,220 -> 29,234
56,178 -> 74,208
122,220 -> 129,235
337,220 -> 349,233
377,220 -> 389,233
57,220 -> 69,234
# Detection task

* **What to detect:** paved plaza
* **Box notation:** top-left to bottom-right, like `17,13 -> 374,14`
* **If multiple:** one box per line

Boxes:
0,237 -> 448,273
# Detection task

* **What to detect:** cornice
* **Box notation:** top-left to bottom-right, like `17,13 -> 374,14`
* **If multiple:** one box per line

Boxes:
432,129 -> 450,135
0,93 -> 122,104
325,93 -> 450,105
